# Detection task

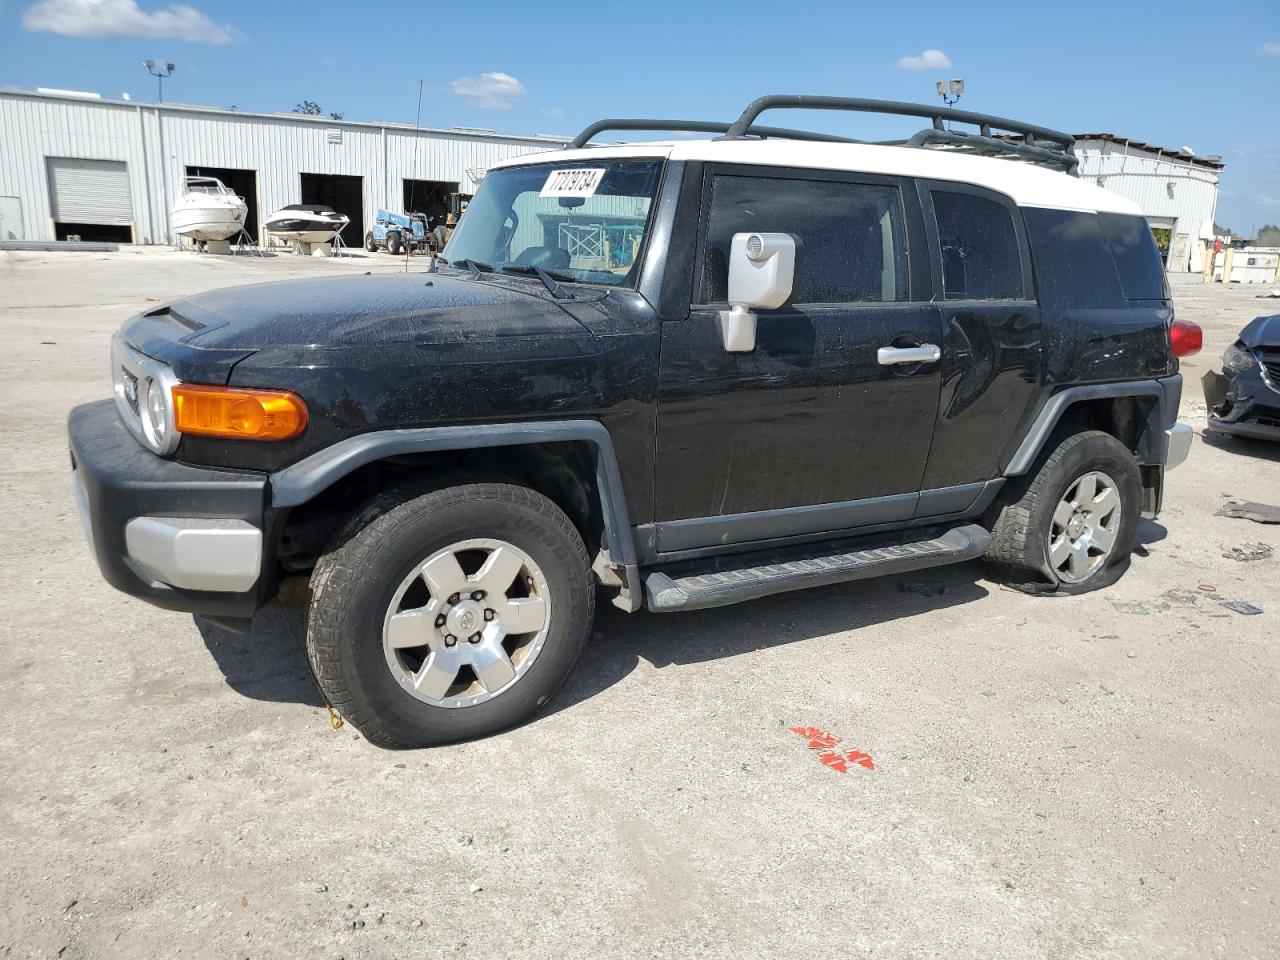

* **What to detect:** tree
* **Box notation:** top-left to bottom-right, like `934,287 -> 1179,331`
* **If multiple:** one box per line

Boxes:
293,100 -> 343,120
1257,224 -> 1280,247
1213,221 -> 1233,237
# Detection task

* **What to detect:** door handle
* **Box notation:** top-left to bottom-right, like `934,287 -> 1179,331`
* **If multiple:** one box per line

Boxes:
877,344 -> 941,365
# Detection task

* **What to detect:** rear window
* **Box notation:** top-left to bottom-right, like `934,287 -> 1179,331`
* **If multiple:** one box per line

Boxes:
931,191 -> 1024,300
1099,213 -> 1168,300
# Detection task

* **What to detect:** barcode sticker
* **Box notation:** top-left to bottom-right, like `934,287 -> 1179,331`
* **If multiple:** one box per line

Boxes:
539,168 -> 605,198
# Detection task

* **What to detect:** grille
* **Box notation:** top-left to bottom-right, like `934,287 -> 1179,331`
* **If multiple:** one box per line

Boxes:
1256,407 -> 1280,429
1263,358 -> 1280,390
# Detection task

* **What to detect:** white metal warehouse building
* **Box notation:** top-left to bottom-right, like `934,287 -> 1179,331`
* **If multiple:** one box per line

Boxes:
1072,134 -> 1223,274
0,87 -> 567,247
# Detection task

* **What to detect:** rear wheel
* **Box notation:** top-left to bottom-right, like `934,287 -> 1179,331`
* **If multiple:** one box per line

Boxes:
986,430 -> 1141,594
307,483 -> 594,747
386,231 -> 402,256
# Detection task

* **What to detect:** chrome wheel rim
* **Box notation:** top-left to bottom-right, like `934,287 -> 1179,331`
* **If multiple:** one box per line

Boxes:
382,538 -> 551,708
1049,470 -> 1122,584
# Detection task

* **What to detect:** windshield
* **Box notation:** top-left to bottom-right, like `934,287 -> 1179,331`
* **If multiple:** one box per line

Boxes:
442,159 -> 663,287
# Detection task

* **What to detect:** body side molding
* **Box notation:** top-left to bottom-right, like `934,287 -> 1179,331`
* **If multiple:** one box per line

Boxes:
269,420 -> 638,571
1003,375 -> 1182,476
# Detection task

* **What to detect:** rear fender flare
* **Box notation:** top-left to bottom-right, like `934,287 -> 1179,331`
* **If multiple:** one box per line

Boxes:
1003,375 -> 1182,476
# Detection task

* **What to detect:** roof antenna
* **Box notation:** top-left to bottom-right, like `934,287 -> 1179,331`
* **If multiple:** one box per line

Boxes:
407,79 -> 423,274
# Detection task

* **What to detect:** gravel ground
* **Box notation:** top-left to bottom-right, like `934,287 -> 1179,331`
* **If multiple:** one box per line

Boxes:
1,247 -> 1277,960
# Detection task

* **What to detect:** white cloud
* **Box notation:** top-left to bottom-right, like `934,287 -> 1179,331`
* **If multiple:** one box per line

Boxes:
449,71 -> 526,109
897,48 -> 952,71
1263,41 -> 1280,57
22,0 -> 234,43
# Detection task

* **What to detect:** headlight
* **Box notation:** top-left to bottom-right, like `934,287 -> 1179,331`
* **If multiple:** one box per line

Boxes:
143,377 -> 168,447
1223,343 -> 1257,375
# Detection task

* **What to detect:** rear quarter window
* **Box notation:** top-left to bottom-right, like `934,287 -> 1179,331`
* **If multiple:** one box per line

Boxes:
1099,213 -> 1169,300
1023,208 -> 1127,310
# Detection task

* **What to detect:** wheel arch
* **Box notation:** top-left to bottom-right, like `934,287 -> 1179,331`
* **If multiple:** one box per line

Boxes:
270,421 -> 641,607
1003,375 -> 1182,477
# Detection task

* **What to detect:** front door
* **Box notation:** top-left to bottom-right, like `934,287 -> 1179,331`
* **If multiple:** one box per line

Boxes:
653,167 -> 942,554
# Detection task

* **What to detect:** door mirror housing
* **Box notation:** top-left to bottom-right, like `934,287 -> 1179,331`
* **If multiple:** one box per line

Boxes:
717,232 -> 797,352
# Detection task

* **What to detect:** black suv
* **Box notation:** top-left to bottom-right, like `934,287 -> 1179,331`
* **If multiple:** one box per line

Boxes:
70,97 -> 1199,747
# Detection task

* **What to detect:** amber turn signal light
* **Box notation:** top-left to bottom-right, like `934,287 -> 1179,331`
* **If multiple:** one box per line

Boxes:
172,384 -> 308,441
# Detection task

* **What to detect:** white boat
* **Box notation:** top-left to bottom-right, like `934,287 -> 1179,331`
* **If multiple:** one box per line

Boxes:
170,176 -> 247,242
263,204 -> 350,244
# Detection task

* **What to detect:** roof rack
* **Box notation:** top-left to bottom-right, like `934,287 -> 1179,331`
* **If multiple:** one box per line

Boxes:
570,95 -> 1078,175
569,118 -> 858,149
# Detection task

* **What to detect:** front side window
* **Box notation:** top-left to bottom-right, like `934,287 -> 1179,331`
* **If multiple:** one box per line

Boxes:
931,191 -> 1024,300
442,159 -> 663,287
701,175 -> 908,304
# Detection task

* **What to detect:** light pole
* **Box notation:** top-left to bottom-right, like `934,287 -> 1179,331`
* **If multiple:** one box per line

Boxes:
144,60 -> 176,243
936,78 -> 965,108
143,60 -> 175,102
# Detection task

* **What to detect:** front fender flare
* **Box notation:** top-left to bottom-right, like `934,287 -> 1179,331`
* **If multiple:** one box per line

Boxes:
269,420 -> 638,572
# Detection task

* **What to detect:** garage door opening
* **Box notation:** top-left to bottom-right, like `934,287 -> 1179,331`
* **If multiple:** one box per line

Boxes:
186,165 -> 259,239
299,173 -> 362,248
403,179 -> 459,226
47,157 -> 134,243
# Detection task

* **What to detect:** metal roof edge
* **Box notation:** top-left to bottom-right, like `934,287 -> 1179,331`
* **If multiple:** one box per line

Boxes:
0,86 -> 568,145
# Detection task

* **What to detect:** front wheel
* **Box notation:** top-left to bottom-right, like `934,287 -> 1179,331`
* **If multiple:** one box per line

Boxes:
307,483 -> 595,747
386,231 -> 402,256
985,430 -> 1142,594
364,231 -> 377,252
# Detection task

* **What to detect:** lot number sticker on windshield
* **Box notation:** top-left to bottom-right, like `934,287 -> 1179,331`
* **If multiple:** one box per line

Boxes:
540,168 -> 605,198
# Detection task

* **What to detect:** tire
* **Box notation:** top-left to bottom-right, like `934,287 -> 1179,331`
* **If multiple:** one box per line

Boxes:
386,231 -> 402,256
307,482 -> 594,748
364,231 -> 377,253
985,430 -> 1142,594
433,225 -> 447,250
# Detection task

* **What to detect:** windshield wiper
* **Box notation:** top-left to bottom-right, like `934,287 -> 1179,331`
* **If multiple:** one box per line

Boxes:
497,263 -> 576,299
460,258 -> 492,278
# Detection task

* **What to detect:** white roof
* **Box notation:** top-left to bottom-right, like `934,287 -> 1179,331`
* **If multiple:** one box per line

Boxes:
490,139 -> 1142,215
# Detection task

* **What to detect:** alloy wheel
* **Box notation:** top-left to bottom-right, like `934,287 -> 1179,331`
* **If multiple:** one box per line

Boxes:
1048,470 -> 1122,584
382,538 -> 551,708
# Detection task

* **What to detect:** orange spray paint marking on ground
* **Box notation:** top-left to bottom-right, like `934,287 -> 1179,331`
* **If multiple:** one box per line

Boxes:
790,726 -> 875,774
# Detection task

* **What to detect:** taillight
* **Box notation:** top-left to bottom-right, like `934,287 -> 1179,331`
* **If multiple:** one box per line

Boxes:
1170,319 -> 1202,358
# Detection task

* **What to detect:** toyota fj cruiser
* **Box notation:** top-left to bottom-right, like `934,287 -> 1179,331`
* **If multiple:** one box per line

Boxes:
70,96 -> 1200,747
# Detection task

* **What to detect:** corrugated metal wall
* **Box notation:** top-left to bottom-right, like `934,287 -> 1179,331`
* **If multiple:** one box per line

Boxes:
0,90 -> 566,244
1074,140 -> 1221,273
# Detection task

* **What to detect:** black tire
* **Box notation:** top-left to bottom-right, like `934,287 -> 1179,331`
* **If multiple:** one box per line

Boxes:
985,430 -> 1142,594
307,482 -> 594,748
386,231 -> 402,256
364,231 -> 377,253
432,225 -> 447,249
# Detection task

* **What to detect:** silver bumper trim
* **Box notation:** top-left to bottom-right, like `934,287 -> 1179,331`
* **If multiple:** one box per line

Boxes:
124,517 -> 263,592
1165,422 -> 1193,470
72,469 -> 94,549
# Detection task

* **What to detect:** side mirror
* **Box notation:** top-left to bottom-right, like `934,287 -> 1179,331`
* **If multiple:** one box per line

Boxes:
717,233 -> 797,352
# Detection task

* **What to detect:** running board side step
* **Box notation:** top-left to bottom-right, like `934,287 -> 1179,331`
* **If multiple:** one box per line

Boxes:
642,524 -> 990,613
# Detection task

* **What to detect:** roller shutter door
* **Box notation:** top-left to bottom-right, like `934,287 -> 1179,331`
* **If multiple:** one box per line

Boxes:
47,158 -> 132,224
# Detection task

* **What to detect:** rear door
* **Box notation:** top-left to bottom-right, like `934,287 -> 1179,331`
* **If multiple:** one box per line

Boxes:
651,165 -> 943,554
914,183 -> 1041,493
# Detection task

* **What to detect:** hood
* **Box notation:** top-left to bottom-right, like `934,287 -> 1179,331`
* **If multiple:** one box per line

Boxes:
145,273 -> 592,351
1238,314 -> 1280,349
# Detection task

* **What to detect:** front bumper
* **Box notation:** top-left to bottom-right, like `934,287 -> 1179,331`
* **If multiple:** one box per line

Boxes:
69,399 -> 278,617
1202,368 -> 1280,442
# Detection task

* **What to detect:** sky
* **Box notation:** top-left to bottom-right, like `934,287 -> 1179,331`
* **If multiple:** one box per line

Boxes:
0,0 -> 1277,233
